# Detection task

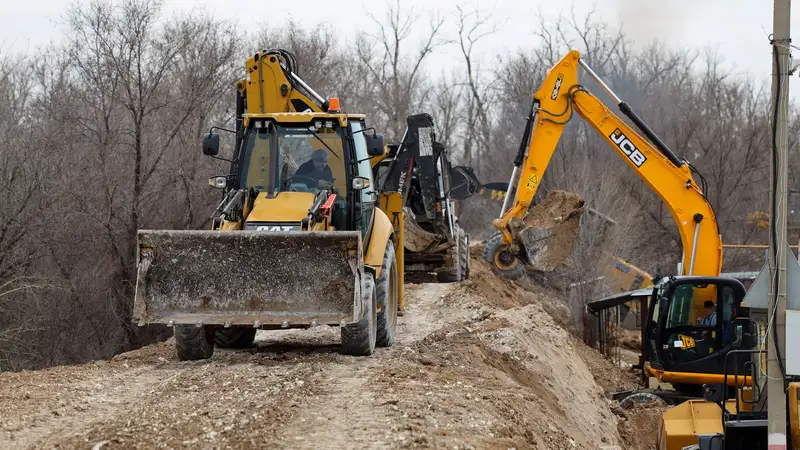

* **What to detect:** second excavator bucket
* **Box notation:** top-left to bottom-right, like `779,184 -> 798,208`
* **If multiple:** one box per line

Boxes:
133,230 -> 364,328
513,190 -> 585,272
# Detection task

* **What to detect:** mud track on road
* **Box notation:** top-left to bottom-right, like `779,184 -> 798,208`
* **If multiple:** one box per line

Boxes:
1,252 -> 633,449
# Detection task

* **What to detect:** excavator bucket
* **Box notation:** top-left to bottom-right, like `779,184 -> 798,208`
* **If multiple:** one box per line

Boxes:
514,190 -> 585,272
133,230 -> 363,327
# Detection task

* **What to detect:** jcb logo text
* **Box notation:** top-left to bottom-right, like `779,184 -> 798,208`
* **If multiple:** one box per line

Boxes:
609,129 -> 646,167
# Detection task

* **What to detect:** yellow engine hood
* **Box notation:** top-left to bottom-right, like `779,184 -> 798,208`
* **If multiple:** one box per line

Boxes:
246,192 -> 315,223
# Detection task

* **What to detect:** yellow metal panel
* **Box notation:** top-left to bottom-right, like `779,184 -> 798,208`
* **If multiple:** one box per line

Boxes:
246,192 -> 315,223
379,192 -> 406,311
659,399 -> 731,450
365,208 -> 394,278
370,149 -> 389,168
219,220 -> 242,231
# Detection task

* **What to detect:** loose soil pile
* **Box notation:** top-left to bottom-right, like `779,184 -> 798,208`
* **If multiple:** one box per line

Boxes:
0,247 -> 661,450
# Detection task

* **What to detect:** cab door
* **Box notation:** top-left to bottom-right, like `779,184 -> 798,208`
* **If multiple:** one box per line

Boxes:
644,288 -> 664,369
349,120 -> 376,239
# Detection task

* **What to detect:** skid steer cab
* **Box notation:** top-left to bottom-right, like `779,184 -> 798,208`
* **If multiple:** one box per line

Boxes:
133,110 -> 404,361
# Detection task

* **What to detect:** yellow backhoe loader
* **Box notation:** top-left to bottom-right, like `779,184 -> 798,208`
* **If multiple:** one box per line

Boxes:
488,49 -> 760,393
132,49 -> 402,360
376,113 -> 473,282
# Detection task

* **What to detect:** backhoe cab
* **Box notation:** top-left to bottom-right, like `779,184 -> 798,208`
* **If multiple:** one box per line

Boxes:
133,49 -> 400,361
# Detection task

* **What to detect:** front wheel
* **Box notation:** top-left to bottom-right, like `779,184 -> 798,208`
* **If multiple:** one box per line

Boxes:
484,231 -> 525,280
174,325 -> 215,361
460,229 -> 470,281
376,240 -> 398,347
341,273 -> 377,356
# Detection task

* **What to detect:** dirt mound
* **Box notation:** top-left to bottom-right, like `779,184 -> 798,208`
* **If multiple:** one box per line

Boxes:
471,242 -> 652,450
619,328 -> 642,352
573,339 -> 639,393
617,403 -> 669,450
396,258 -> 622,449
470,242 -> 577,332
1,240 -> 640,450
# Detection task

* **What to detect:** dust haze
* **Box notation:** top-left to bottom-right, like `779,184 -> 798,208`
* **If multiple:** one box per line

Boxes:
613,0 -> 683,46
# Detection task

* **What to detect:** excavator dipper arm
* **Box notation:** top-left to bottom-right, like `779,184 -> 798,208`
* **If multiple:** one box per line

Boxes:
493,50 -> 722,277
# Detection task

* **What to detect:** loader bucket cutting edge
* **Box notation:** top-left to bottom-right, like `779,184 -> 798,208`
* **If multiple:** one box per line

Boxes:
133,230 -> 363,327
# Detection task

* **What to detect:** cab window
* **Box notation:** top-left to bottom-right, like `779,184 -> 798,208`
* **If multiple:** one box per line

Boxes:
666,284 -> 695,328
239,123 -> 347,198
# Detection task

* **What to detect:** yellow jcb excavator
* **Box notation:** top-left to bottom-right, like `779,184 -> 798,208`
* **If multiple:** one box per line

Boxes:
487,49 -> 757,392
132,49 -> 402,360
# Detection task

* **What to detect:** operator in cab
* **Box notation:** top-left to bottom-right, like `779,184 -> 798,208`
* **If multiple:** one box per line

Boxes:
699,300 -> 717,326
296,149 -> 335,190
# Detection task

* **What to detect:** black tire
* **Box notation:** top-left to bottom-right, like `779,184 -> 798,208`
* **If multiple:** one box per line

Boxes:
483,231 -> 525,280
436,231 -> 462,283
460,229 -> 470,281
341,273 -> 377,356
376,240 -> 398,348
214,328 -> 257,349
174,325 -> 215,361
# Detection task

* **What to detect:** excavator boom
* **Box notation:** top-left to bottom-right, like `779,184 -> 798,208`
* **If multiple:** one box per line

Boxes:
491,50 -> 723,278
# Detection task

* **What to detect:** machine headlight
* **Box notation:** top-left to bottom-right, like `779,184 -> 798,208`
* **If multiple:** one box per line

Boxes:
208,176 -> 227,189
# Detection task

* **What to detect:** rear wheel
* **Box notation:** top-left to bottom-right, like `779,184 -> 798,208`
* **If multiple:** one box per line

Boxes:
341,273 -> 377,356
215,328 -> 257,349
460,229 -> 470,281
484,231 -> 525,280
174,325 -> 215,361
376,240 -> 398,347
436,231 -> 462,283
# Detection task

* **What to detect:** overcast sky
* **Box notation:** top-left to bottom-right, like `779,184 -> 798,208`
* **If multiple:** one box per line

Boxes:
1,0 -> 798,96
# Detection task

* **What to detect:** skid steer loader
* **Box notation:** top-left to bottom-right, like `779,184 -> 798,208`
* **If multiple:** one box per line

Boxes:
376,114 -> 475,282
133,49 -> 402,360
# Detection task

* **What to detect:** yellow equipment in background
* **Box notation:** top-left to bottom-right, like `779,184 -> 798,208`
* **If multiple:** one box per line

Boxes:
376,114 -> 472,283
488,49 -> 760,394
133,49 -> 402,360
486,49 -> 723,282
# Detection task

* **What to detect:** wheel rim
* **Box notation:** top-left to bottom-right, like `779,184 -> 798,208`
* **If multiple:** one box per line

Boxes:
493,246 -> 519,271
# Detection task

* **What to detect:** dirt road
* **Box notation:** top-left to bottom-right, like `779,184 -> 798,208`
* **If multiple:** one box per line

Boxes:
0,256 -> 635,450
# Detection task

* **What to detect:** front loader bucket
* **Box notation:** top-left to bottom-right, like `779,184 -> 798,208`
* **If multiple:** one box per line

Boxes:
514,190 -> 585,272
133,230 -> 363,327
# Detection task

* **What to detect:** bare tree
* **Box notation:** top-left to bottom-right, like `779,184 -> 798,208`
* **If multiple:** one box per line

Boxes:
453,6 -> 501,173
354,0 -> 445,139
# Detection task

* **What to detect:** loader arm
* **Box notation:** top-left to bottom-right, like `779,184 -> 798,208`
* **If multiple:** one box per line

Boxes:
237,49 -> 327,115
494,50 -> 722,277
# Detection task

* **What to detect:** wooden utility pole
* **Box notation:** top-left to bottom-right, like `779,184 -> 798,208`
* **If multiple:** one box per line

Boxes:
768,0 -> 789,448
